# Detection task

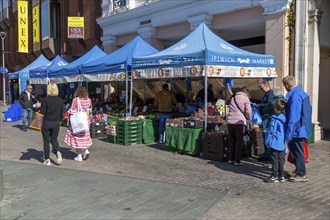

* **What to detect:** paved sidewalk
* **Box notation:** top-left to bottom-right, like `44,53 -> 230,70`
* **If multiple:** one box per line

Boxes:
0,106 -> 330,219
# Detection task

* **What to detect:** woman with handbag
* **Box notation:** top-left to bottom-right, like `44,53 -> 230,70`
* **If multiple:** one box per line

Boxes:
40,82 -> 64,165
226,88 -> 252,166
64,87 -> 92,162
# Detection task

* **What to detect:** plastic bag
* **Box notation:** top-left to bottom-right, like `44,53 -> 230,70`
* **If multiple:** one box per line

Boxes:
287,140 -> 309,164
252,108 -> 263,125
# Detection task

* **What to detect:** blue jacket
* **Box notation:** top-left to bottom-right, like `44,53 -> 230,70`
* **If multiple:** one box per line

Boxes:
264,113 -> 286,151
285,86 -> 312,141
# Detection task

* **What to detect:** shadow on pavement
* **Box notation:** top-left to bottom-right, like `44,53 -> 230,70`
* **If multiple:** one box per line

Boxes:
208,157 -> 271,181
12,124 -> 24,131
19,147 -> 76,163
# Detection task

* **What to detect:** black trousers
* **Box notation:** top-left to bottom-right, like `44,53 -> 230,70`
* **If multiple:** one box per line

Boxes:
228,124 -> 244,163
270,148 -> 286,177
41,121 -> 60,160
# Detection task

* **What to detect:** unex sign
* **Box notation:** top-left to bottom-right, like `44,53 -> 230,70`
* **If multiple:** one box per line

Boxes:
68,17 -> 84,39
18,0 -> 29,53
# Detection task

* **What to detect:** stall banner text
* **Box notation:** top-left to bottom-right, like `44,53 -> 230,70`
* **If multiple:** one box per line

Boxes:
18,0 -> 29,53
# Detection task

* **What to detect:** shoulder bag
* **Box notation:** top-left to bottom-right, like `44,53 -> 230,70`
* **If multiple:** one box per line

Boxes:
233,96 -> 253,132
70,98 -> 89,134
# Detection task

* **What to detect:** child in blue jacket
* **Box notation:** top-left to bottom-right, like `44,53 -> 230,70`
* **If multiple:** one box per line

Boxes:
264,100 -> 287,183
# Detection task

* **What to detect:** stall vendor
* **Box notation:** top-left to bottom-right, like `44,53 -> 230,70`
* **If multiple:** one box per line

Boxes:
155,84 -> 177,143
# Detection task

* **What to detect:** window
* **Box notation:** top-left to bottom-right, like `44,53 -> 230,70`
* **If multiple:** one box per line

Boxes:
41,0 -> 49,39
49,0 -> 59,38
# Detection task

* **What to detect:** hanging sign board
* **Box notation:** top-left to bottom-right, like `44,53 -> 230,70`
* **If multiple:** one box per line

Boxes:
18,0 -> 29,53
68,16 -> 84,39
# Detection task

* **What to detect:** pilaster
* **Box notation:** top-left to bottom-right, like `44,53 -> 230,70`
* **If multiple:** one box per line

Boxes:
187,14 -> 212,30
305,8 -> 323,141
101,35 -> 118,53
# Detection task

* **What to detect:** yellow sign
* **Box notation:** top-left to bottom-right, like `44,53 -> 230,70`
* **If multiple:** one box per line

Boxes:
32,5 -> 40,44
68,17 -> 84,39
18,0 -> 29,53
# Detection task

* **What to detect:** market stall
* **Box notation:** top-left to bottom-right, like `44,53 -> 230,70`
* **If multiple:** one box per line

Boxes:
29,55 -> 69,84
8,55 -> 49,100
131,23 -> 276,156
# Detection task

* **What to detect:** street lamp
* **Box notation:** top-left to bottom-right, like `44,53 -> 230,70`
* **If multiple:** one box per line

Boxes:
0,31 -> 6,106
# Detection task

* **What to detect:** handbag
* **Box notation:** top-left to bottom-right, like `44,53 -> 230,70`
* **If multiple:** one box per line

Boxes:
233,96 -> 253,132
29,112 -> 44,131
70,98 -> 89,134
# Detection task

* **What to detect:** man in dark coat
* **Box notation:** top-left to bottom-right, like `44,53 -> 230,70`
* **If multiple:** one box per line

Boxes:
19,85 -> 35,131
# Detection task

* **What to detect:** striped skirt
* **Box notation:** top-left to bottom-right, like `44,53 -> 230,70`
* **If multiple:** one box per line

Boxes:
64,125 -> 92,149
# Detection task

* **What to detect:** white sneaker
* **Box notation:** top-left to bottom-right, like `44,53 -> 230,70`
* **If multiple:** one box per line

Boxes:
74,154 -> 82,162
228,160 -> 235,164
43,159 -> 51,166
83,149 -> 90,160
56,151 -> 62,165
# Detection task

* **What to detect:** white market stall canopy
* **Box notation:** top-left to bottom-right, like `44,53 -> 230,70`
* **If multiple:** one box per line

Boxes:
132,23 -> 276,79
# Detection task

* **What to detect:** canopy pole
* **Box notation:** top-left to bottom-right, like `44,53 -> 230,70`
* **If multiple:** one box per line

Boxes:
129,72 -> 133,116
126,71 -> 129,115
204,65 -> 208,133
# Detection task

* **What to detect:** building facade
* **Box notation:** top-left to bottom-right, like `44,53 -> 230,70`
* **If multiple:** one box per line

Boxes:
0,0 -> 102,99
98,0 -> 329,140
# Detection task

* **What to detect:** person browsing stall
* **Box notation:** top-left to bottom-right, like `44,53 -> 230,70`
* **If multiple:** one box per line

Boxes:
155,84 -> 177,143
282,76 -> 312,182
264,100 -> 287,183
226,88 -> 252,166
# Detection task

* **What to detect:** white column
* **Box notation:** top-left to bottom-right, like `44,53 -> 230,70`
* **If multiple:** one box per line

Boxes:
305,7 -> 323,141
137,25 -> 156,39
101,35 -> 118,53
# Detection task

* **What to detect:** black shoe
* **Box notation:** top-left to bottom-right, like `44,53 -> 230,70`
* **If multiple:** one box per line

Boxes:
22,128 -> 27,132
264,176 -> 279,183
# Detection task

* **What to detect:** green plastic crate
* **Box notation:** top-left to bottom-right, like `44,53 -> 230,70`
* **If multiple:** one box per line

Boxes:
117,132 -> 142,140
117,120 -> 142,127
117,136 -> 142,146
117,124 -> 143,132
107,135 -> 117,144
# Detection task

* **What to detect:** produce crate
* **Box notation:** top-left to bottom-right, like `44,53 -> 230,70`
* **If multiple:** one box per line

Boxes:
183,119 -> 204,128
117,120 -> 142,127
117,136 -> 142,146
107,135 -> 117,144
90,128 -> 107,138
202,132 -> 229,162
117,131 -> 141,139
91,121 -> 107,128
117,124 -> 143,133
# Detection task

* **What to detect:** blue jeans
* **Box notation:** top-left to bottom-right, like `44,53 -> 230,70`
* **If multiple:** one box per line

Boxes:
158,113 -> 173,142
22,108 -> 33,129
288,139 -> 306,176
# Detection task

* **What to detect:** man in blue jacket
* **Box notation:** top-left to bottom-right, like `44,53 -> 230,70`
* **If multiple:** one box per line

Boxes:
282,76 -> 312,182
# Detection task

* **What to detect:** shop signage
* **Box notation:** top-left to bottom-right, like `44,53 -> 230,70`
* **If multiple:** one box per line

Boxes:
0,67 -> 8,75
32,5 -> 40,44
68,17 -> 84,39
18,0 -> 29,53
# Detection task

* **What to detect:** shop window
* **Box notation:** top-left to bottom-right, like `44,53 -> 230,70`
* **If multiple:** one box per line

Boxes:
49,0 -> 59,39
41,0 -> 49,39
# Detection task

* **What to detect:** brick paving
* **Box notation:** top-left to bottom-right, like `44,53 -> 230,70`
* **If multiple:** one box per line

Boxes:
0,106 -> 329,219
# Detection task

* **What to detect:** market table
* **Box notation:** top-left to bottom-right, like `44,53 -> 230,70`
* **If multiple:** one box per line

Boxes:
143,119 -> 159,144
165,126 -> 203,155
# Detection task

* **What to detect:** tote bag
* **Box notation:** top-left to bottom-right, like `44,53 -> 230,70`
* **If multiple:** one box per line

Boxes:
29,112 -> 44,131
70,99 -> 89,134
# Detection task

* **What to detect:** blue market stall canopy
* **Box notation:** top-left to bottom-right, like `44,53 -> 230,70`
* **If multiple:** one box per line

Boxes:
132,23 -> 276,79
29,55 -> 69,84
8,55 -> 49,80
81,36 -> 158,79
49,45 -> 106,78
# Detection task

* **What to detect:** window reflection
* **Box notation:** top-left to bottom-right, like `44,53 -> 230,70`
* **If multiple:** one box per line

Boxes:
42,0 -> 49,39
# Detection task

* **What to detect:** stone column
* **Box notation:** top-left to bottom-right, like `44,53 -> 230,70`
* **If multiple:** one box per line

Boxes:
187,14 -> 212,30
305,7 -> 323,141
137,25 -> 164,50
101,35 -> 118,53
261,0 -> 291,88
